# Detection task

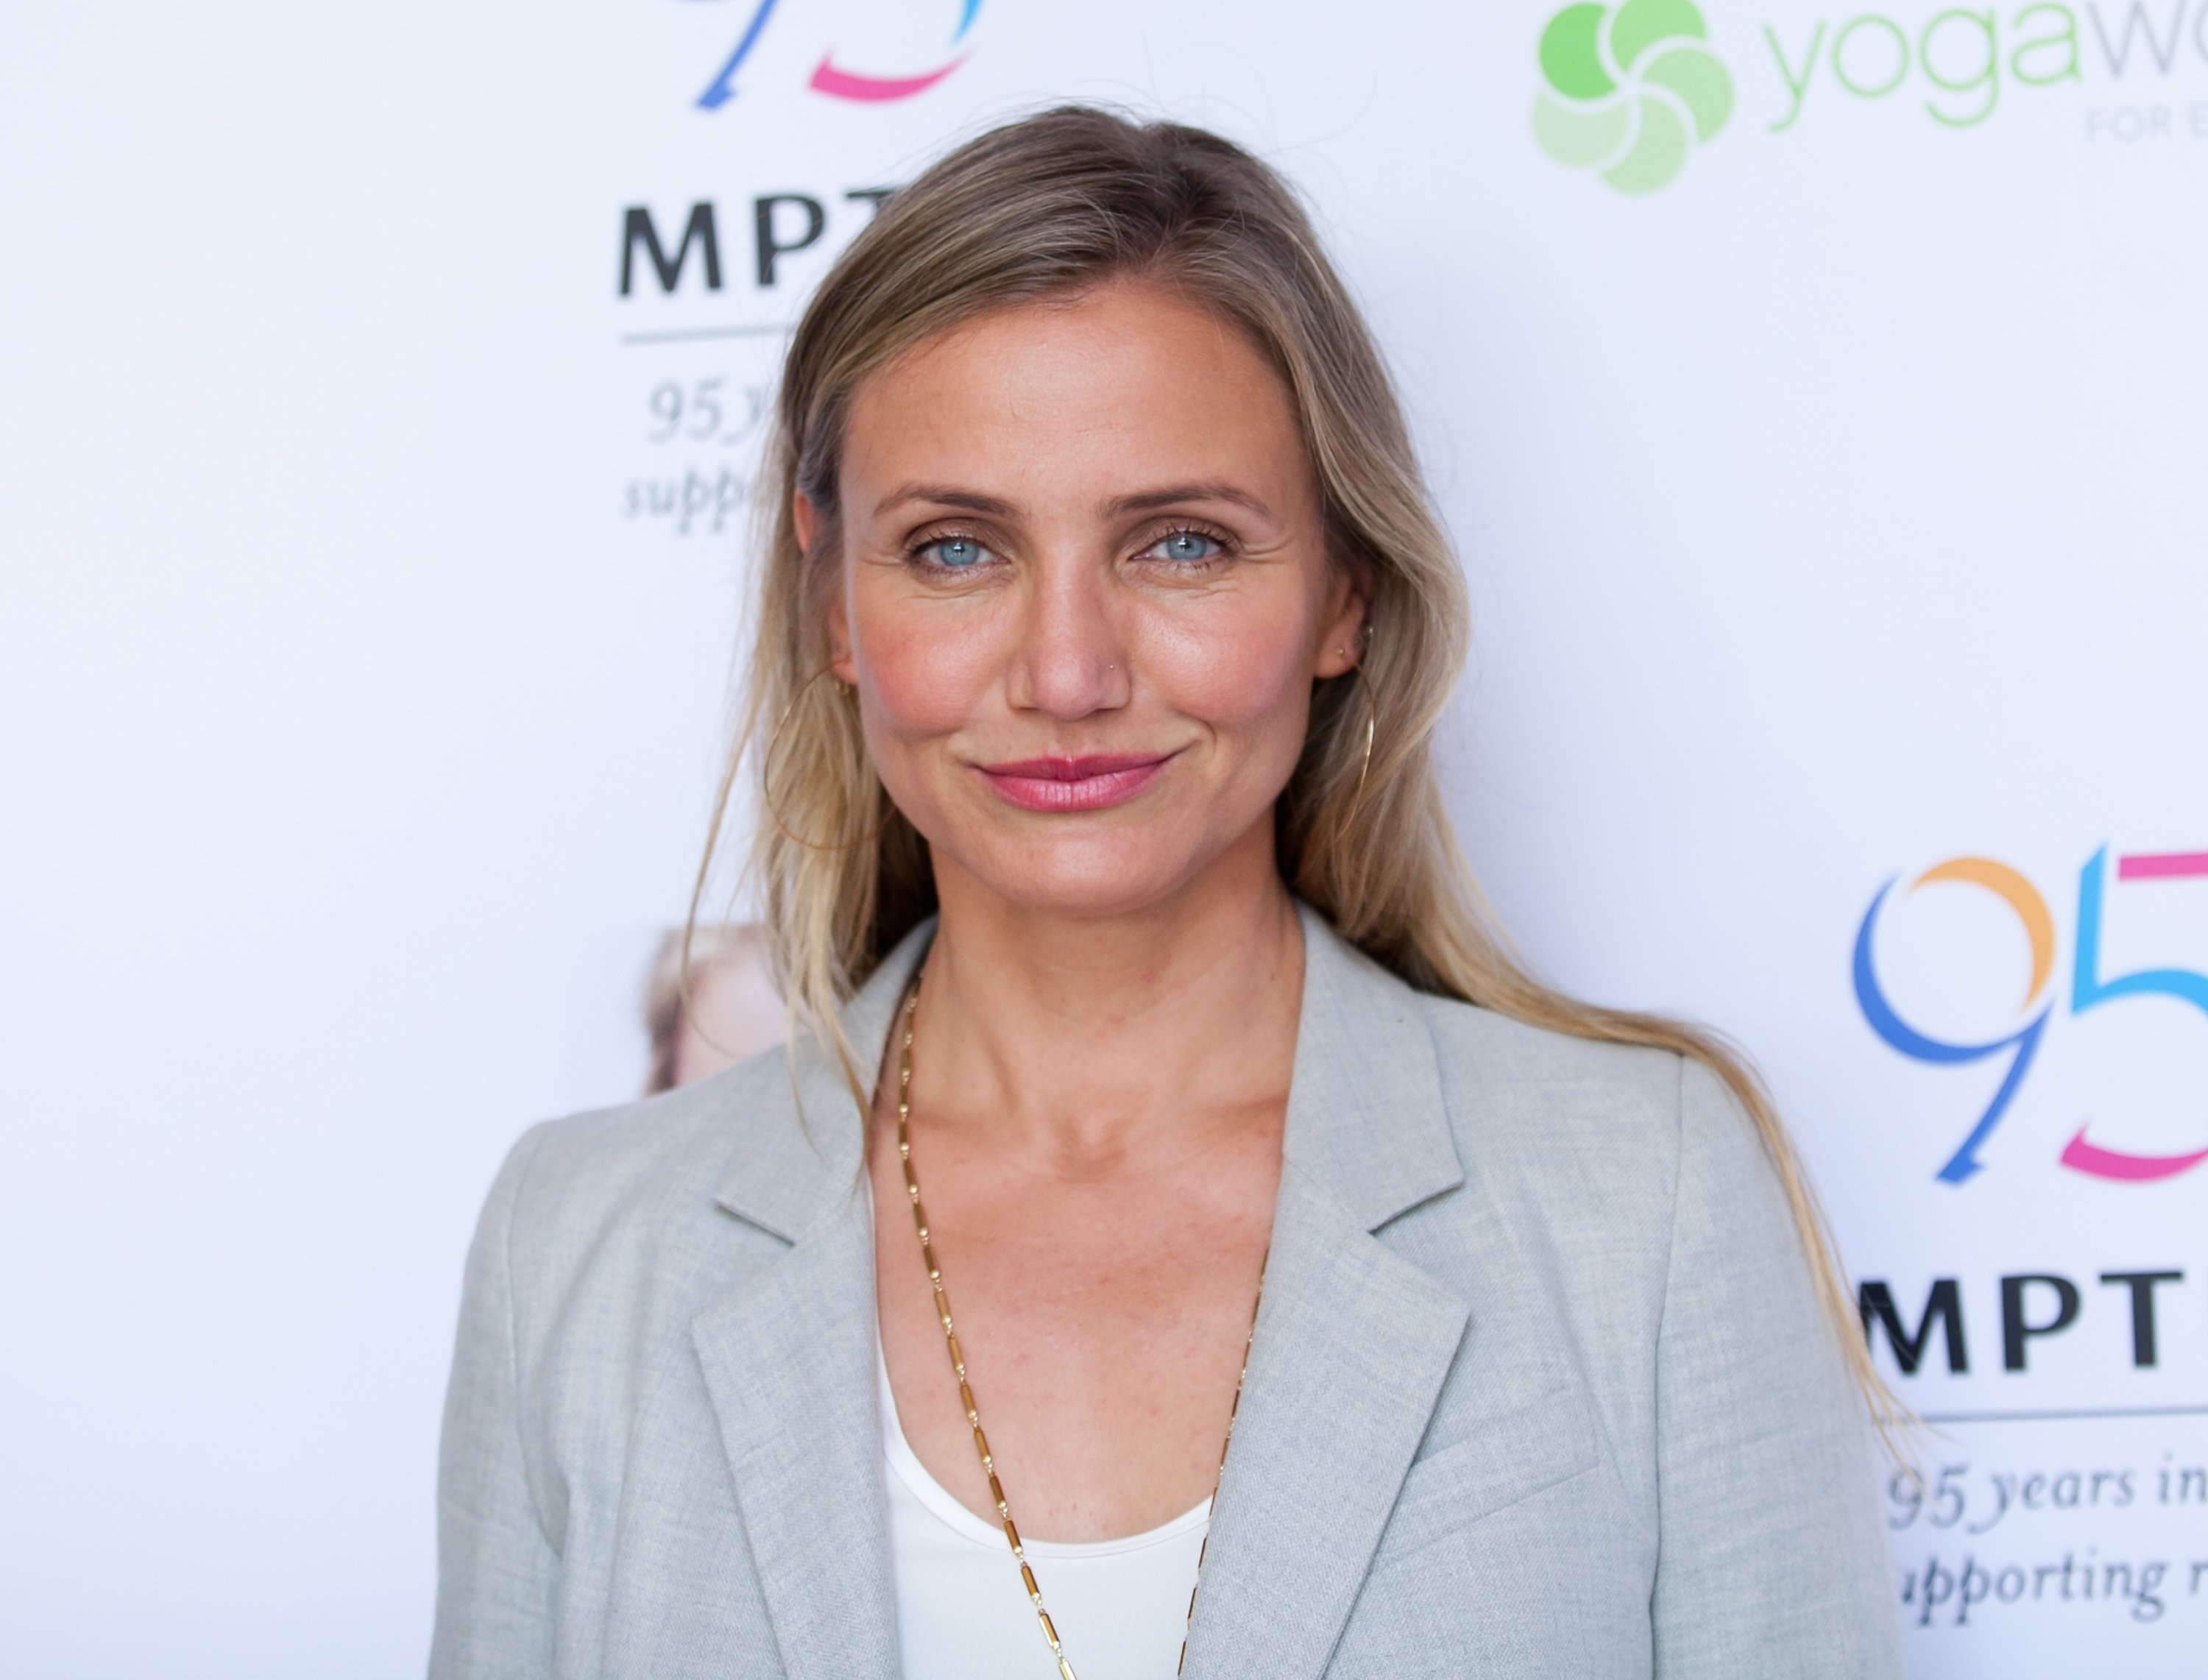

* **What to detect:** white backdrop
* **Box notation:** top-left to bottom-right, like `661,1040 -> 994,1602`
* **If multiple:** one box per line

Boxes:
4,1 -> 2203,1674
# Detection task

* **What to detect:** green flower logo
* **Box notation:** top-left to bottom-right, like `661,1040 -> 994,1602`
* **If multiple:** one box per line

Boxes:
1534,0 -> 1733,194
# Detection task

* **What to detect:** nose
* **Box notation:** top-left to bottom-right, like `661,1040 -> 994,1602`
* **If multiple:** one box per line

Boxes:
1005,561 -> 1132,720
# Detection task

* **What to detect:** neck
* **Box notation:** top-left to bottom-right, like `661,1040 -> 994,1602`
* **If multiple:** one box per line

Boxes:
911,828 -> 1304,1167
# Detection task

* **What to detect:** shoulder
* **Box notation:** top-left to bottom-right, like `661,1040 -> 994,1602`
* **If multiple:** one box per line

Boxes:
479,1049 -> 811,1313
471,926 -> 922,1325
1297,913 -> 1758,1241
1393,986 -> 1853,1463
1406,986 -> 1781,1263
506,1054 -> 774,1218
442,1050 -> 833,1549
1414,989 -> 1685,1172
1413,986 -> 1684,1099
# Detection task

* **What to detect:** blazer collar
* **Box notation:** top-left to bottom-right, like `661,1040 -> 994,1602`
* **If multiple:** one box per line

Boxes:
1281,900 -> 1465,1230
710,920 -> 935,1243
690,924 -> 934,1680
696,905 -> 1471,1680
1179,907 -> 1471,1680
712,901 -> 1464,1244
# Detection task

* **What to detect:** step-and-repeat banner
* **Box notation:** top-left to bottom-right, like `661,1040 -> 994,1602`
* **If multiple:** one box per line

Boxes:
4,0 -> 2201,1673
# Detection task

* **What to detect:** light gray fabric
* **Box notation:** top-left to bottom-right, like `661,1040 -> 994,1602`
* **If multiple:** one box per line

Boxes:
432,907 -> 1901,1679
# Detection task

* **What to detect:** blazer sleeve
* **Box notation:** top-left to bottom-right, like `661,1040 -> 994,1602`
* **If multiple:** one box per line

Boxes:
1650,1058 -> 1901,1679
430,1123 -> 559,1680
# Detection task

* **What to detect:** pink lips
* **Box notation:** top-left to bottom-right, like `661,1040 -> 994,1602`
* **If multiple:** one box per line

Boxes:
974,753 -> 1175,812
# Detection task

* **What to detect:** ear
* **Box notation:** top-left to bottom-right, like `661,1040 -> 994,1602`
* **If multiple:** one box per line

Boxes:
826,595 -> 857,686
799,493 -> 861,685
793,491 -> 821,561
1312,560 -> 1373,680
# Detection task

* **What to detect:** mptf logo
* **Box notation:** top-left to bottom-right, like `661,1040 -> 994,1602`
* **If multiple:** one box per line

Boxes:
1534,0 -> 1737,191
689,0 -> 982,110
1854,847 -> 2208,1185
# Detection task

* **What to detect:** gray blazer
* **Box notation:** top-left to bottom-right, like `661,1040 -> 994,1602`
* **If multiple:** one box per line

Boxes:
433,909 -> 1900,1679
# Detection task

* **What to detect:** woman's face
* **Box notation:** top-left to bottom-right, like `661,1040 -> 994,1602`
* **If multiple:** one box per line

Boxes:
809,280 -> 1365,920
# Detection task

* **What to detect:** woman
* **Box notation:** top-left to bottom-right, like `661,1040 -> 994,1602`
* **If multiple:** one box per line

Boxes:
433,108 -> 1900,1679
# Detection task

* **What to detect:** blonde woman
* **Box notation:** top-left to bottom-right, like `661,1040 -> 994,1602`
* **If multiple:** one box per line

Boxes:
434,108 -> 1899,1680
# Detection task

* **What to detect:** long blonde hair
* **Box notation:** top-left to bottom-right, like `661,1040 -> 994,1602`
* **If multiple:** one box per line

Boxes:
693,105 -> 1894,1433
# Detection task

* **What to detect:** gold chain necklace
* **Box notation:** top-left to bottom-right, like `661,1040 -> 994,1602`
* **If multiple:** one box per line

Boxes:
893,979 -> 1263,1680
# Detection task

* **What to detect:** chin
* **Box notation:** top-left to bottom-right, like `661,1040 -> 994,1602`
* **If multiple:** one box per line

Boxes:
951,828 -> 1226,921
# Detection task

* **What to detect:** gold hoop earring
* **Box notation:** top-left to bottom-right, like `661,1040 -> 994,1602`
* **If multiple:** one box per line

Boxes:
1340,635 -> 1376,815
762,664 -> 889,852
1353,668 -> 1376,804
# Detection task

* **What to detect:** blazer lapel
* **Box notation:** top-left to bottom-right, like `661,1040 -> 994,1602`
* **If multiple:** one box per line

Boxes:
692,1191 -> 896,1680
1181,910 -> 1471,1680
680,911 -> 1463,1680
689,927 -> 933,1680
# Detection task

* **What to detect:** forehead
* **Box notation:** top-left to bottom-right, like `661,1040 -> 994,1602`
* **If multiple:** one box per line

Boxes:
839,282 -> 1312,514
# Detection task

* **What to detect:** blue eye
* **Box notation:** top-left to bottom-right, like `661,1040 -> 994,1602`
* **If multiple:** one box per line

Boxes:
920,536 -> 990,569
1148,531 -> 1222,564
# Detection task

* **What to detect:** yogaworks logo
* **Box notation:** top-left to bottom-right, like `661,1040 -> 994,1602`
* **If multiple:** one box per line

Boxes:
1854,847 -> 2208,1187
1534,0 -> 1737,191
691,0 -> 982,109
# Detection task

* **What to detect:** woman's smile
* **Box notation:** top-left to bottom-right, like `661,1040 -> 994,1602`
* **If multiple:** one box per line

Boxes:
969,751 -> 1180,812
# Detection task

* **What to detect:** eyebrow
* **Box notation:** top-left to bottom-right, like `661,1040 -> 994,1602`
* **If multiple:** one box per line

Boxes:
873,485 -> 1021,520
1105,482 -> 1275,520
872,481 -> 1276,522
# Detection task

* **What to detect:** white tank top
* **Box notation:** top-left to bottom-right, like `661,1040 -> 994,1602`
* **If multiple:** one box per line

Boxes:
877,1342 -> 1211,1680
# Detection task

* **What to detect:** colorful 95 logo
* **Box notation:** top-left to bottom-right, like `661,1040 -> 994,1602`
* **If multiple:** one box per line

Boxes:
1855,847 -> 2208,1185
692,0 -> 982,110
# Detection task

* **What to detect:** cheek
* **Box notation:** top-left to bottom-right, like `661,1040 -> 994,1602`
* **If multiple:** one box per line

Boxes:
848,584 -> 1003,745
1142,598 -> 1314,749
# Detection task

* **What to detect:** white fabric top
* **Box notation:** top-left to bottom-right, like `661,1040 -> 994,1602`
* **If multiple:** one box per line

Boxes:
877,1341 -> 1211,1680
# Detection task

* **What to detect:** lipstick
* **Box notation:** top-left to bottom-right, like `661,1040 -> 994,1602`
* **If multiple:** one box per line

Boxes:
973,753 -> 1175,813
